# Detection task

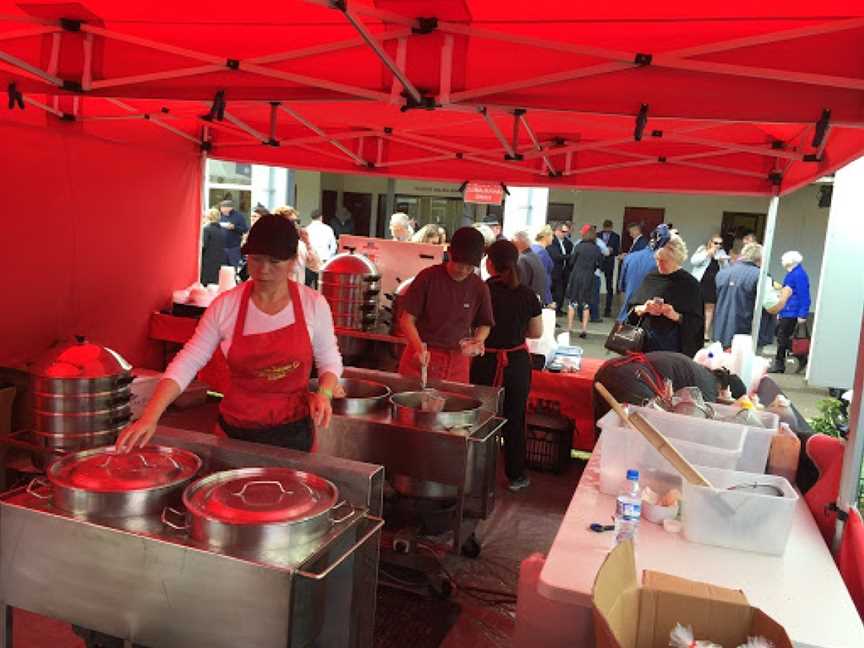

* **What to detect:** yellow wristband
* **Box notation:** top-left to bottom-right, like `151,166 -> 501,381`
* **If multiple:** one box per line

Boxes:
318,388 -> 333,400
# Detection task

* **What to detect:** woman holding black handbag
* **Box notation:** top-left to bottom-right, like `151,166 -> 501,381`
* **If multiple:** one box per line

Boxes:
626,227 -> 705,357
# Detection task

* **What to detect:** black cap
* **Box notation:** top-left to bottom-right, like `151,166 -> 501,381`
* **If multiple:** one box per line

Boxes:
241,213 -> 299,260
449,227 -> 486,267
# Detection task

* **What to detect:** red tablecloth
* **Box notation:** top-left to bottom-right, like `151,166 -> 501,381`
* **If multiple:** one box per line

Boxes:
150,312 -> 602,450
531,358 -> 604,452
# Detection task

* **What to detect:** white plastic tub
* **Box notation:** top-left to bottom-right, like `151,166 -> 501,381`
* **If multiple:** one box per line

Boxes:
597,407 -> 745,496
681,465 -> 798,556
711,403 -> 779,474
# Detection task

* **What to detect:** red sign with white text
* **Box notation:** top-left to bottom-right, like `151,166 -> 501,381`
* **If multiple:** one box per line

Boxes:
464,181 -> 504,205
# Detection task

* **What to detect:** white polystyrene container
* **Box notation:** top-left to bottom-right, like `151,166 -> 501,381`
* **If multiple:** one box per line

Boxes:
681,465 -> 798,556
597,406 -> 745,496
710,403 -> 780,474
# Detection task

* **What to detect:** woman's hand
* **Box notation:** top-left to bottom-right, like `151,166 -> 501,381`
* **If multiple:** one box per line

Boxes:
642,300 -> 663,316
661,303 -> 681,322
308,392 -> 333,429
115,416 -> 159,453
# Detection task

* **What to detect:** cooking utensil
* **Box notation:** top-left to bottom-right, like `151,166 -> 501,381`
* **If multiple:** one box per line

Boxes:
594,382 -> 712,488
177,467 -> 352,551
308,378 -> 390,415
391,390 -> 483,429
36,445 -> 202,517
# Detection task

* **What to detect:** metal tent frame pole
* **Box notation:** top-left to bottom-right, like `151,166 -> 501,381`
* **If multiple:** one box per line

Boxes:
750,194 -> 780,349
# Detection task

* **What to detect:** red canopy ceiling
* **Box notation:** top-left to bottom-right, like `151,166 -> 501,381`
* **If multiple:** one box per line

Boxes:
2,1 -> 864,195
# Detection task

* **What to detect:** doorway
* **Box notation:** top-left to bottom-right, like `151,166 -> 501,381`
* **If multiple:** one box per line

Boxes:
343,192 -> 372,237
321,190 -> 337,224
621,206 -> 665,251
721,211 -> 766,247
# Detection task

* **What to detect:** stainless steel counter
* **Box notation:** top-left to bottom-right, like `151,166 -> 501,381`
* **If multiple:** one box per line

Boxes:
0,426 -> 384,648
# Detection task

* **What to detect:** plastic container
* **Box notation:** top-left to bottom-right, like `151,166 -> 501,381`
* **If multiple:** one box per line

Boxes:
525,413 -> 572,473
597,406 -> 746,496
711,402 -> 779,474
681,465 -> 798,556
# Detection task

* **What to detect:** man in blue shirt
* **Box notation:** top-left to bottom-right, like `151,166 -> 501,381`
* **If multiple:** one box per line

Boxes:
713,243 -> 763,348
617,238 -> 657,322
219,199 -> 249,268
770,251 -> 811,373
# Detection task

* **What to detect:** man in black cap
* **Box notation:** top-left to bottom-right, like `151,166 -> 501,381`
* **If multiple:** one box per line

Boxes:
219,198 -> 249,268
398,227 -> 495,383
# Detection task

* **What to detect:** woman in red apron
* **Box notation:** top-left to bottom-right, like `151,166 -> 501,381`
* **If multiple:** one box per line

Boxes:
470,241 -> 544,492
117,213 -> 341,453
398,227 -> 495,383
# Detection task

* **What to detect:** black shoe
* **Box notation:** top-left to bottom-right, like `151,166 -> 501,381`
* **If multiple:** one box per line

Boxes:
795,356 -> 808,374
603,309 -> 612,318
768,361 -> 785,374
579,331 -> 587,339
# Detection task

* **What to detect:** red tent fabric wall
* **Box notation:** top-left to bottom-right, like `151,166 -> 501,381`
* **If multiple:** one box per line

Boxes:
1,119 -> 201,368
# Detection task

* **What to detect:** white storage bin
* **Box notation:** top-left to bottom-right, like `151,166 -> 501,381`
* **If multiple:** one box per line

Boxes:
711,403 -> 779,474
597,407 -> 745,496
681,465 -> 798,556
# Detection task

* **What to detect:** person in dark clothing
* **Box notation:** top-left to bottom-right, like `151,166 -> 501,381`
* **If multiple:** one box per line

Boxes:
626,222 -> 647,253
471,240 -> 543,492
566,224 -> 603,338
219,199 -> 249,268
201,207 -> 227,285
597,219 -> 620,317
330,206 -> 354,239
628,227 -> 705,357
592,351 -> 747,424
513,230 -> 549,304
547,222 -> 574,314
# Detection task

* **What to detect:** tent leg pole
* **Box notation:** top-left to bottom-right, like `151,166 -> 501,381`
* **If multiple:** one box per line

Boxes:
832,308 -> 864,553
750,194 -> 779,352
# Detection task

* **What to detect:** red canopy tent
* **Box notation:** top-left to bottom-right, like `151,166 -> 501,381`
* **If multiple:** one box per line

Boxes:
2,0 -> 864,196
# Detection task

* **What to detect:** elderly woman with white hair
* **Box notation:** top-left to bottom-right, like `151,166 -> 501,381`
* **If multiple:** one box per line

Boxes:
389,211 -> 414,241
627,226 -> 705,357
770,250 -> 811,373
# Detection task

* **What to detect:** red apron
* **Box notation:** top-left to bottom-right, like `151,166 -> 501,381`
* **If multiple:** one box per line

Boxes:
219,280 -> 313,429
484,343 -> 528,387
398,345 -> 471,384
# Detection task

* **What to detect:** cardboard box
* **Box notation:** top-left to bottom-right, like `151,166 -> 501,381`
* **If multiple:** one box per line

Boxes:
592,542 -> 792,648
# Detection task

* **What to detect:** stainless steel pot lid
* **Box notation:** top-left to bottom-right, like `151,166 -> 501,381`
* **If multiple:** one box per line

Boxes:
184,468 -> 338,525
48,446 -> 202,492
30,336 -> 131,380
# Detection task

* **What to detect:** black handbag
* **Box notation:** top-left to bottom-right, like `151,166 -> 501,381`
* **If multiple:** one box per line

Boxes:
605,311 -> 646,355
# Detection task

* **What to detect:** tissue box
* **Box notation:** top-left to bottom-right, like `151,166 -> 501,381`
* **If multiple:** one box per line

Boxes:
593,541 -> 792,648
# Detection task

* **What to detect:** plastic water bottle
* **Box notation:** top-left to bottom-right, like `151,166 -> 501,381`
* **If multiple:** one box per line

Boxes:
614,469 -> 642,545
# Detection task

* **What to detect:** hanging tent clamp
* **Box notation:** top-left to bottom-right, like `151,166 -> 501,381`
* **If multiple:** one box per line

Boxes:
7,83 -> 24,110
768,170 -> 783,187
634,104 -> 649,141
805,108 -> 832,162
201,90 -> 226,122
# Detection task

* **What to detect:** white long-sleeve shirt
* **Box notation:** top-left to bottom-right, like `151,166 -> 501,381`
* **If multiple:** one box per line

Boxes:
164,283 -> 343,391
306,219 -> 338,263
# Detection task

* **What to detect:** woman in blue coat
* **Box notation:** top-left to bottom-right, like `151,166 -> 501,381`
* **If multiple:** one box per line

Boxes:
770,250 -> 811,374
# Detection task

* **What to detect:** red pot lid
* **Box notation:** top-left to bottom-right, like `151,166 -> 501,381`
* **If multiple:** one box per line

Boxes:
49,446 -> 201,493
184,467 -> 338,525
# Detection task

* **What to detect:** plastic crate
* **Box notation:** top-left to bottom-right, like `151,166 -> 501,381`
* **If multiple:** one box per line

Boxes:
710,403 -> 779,474
682,465 -> 798,556
597,406 -> 746,495
526,412 -> 573,473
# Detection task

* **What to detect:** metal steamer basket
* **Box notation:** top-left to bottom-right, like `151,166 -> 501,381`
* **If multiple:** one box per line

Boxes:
173,467 -> 353,552
319,253 -> 381,331
310,378 -> 391,415
28,337 -> 133,467
0,428 -> 384,648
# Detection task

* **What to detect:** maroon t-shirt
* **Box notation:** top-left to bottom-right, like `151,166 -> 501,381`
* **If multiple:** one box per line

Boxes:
402,264 -> 495,350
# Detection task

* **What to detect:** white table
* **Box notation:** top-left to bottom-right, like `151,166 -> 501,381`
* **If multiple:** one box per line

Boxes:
535,441 -> 864,648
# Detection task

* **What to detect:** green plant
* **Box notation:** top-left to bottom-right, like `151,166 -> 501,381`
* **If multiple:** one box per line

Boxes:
808,398 -> 847,438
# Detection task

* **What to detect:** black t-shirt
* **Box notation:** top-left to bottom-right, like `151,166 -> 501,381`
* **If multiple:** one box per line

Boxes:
484,278 -> 543,349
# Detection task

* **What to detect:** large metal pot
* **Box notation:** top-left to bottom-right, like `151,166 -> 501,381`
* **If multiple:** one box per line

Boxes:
178,467 -> 353,551
30,427 -> 122,470
309,378 -> 390,415
32,445 -> 202,517
30,337 -> 133,395
390,390 -> 483,429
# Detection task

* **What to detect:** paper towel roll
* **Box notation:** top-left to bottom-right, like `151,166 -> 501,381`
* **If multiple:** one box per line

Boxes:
730,334 -> 753,389
218,265 -> 237,293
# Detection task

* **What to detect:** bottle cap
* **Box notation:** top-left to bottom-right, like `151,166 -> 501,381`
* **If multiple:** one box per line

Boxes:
626,469 -> 639,481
